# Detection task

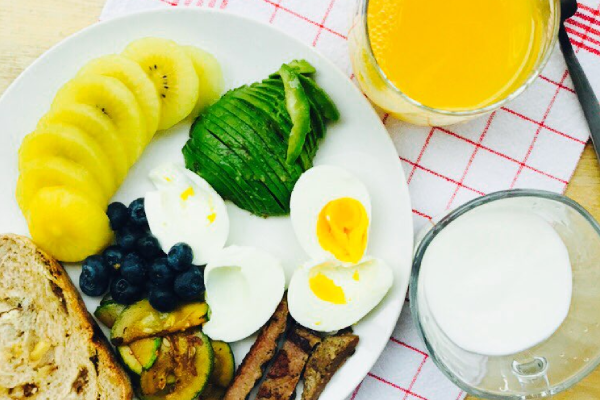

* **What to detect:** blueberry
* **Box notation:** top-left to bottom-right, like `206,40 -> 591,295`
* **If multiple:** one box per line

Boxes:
173,266 -> 205,301
103,245 -> 125,271
107,202 -> 129,231
136,235 -> 164,260
149,287 -> 178,312
150,258 -> 176,286
167,243 -> 194,272
116,226 -> 142,251
79,255 -> 111,297
120,253 -> 148,285
110,276 -> 144,305
128,198 -> 148,228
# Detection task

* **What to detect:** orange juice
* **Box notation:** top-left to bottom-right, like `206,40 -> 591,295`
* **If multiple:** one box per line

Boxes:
367,0 -> 548,111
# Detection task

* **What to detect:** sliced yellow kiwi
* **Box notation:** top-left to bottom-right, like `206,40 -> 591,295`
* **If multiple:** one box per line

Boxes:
122,37 -> 199,131
19,124 -> 118,195
52,74 -> 146,162
183,46 -> 224,118
78,54 -> 160,141
27,186 -> 112,262
37,103 -> 130,177
16,156 -> 109,213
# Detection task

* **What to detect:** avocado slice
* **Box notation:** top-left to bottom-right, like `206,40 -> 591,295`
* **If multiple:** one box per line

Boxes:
111,300 -> 208,346
208,102 -> 295,198
209,341 -> 235,388
230,88 -> 313,172
298,74 -> 340,121
199,114 -> 289,215
94,301 -> 126,329
244,86 -> 318,170
218,96 -> 304,190
139,331 -> 214,400
269,59 -> 316,78
185,130 -> 282,216
183,139 -> 264,215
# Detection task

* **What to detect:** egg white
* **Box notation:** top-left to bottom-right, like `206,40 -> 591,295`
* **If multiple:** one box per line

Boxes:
290,165 -> 372,264
146,163 -> 229,265
288,257 -> 393,332
203,246 -> 286,342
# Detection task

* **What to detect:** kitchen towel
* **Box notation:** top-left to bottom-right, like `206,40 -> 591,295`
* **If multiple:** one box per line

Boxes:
101,1 -> 600,399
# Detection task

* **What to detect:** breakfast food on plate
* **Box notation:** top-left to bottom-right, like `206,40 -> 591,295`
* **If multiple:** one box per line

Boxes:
122,37 -> 200,131
0,234 -> 133,399
224,298 -> 290,400
302,331 -> 359,400
183,46 -> 225,118
288,258 -> 393,332
202,246 -> 286,342
17,37 -> 223,262
26,186 -> 113,262
256,325 -> 321,400
145,163 -> 229,265
110,299 -> 208,345
183,60 -> 340,217
290,165 -> 372,264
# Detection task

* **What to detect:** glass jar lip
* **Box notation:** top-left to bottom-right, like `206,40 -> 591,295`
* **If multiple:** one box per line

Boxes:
361,0 -> 562,117
409,189 -> 600,399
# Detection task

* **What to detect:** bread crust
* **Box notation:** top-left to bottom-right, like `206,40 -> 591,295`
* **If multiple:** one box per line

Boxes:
0,234 -> 133,400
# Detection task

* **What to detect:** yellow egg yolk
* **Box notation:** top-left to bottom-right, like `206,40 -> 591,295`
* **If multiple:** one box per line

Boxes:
317,198 -> 369,263
309,272 -> 346,304
181,186 -> 195,201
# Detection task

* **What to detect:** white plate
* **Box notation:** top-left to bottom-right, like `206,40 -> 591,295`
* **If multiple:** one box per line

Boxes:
0,9 -> 413,400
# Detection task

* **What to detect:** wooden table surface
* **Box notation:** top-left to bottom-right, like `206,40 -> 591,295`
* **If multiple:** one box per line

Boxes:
2,0 -> 600,398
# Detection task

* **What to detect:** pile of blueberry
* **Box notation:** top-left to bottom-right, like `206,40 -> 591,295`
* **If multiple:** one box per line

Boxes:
79,198 -> 205,312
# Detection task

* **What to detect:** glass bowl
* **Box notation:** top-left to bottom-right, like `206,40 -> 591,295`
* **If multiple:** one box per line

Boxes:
410,190 -> 600,399
348,0 -> 561,126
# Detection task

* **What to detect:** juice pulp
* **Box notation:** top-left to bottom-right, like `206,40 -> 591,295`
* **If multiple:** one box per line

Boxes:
367,0 -> 548,111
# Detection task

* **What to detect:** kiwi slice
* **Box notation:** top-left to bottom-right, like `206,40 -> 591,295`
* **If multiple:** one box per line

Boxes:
122,38 -> 199,131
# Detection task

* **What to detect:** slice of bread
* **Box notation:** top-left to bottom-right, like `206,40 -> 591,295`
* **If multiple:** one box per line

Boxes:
0,234 -> 133,400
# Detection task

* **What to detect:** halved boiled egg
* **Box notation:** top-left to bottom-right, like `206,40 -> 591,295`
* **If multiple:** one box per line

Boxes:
146,163 -> 229,265
290,166 -> 371,265
288,258 -> 393,332
203,246 -> 286,342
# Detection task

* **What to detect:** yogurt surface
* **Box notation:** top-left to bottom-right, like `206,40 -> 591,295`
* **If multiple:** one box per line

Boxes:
421,207 -> 573,356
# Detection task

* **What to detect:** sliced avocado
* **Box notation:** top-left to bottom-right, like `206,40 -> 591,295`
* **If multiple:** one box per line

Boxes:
269,59 -> 316,77
184,134 -> 268,215
209,341 -> 235,388
111,300 -> 208,346
139,331 -> 214,400
298,74 -> 340,121
183,139 -> 263,215
201,114 -> 288,214
207,103 -> 293,202
218,96 -> 304,190
230,88 -> 313,172
192,119 -> 286,215
100,293 -> 114,305
130,337 -> 162,370
243,86 -> 317,170
94,301 -> 126,329
118,345 -> 143,375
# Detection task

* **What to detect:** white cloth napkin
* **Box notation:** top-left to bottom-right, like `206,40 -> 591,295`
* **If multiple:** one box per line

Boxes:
100,1 -> 600,399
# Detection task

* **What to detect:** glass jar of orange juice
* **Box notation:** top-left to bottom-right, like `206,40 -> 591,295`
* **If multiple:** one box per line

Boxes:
349,0 -> 560,126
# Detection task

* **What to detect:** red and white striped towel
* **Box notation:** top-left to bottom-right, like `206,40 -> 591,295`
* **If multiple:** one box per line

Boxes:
101,1 -> 599,399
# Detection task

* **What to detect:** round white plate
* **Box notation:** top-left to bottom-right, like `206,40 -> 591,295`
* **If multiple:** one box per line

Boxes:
0,9 -> 413,400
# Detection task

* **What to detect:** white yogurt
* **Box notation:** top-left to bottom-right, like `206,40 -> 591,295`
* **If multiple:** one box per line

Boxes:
421,207 -> 572,356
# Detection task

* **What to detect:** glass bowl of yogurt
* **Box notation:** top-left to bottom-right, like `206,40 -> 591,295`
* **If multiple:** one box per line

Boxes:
410,189 -> 600,399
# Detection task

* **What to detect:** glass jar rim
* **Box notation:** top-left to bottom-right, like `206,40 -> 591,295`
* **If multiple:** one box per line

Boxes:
409,189 -> 600,399
360,0 -> 562,117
